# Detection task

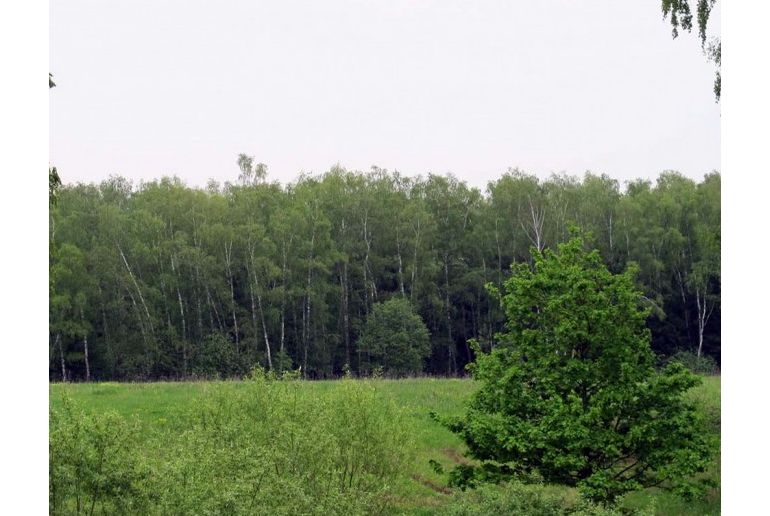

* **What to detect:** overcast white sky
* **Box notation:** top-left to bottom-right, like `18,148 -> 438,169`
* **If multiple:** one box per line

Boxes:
50,0 -> 720,190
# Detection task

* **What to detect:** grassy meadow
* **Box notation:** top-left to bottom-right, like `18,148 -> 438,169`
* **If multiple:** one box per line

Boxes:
49,376 -> 720,515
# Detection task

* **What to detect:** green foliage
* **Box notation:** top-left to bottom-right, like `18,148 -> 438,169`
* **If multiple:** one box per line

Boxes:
191,332 -> 249,378
49,395 -> 150,515
358,297 -> 431,376
666,350 -> 719,375
49,169 -> 720,381
440,235 -> 713,503
50,377 -> 720,514
660,0 -> 720,100
159,376 -> 414,514
49,74 -> 61,204
50,166 -> 62,205
50,378 -> 413,515
443,481 -> 637,516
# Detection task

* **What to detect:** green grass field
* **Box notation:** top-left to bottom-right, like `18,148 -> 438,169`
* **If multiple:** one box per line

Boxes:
50,376 -> 720,515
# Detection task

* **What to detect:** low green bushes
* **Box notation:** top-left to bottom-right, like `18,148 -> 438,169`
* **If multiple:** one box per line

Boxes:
666,351 -> 720,376
49,374 -> 413,515
443,482 -> 572,516
49,397 -> 151,515
442,481 -> 655,516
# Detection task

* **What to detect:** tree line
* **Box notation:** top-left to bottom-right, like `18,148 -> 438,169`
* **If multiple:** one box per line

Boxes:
49,162 -> 720,381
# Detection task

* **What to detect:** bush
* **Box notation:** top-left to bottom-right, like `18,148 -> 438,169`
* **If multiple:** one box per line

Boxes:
154,374 -> 413,515
666,351 -> 719,375
443,481 -> 640,516
49,394 -> 150,515
438,235 -> 713,503
51,378 -> 412,515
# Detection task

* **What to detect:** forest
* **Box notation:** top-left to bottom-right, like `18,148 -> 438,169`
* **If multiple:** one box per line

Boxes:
49,162 -> 720,381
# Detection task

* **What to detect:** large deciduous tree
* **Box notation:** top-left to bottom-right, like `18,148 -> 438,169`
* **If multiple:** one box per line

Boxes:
439,234 -> 713,502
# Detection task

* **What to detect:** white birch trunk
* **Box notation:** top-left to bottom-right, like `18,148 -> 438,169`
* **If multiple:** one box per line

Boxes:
695,286 -> 715,359
117,244 -> 155,336
224,240 -> 239,351
125,285 -> 151,375
248,241 -> 273,370
396,226 -> 405,296
56,333 -> 66,382
521,196 -> 546,252
444,253 -> 456,375
170,253 -> 187,375
304,228 -> 316,377
410,217 -> 421,302
80,308 -> 90,381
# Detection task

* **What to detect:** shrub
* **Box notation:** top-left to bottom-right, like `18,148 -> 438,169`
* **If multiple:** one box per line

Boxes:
438,234 -> 713,503
154,375 -> 413,515
50,377 -> 412,515
666,350 -> 719,375
443,481 -> 638,516
49,394 -> 150,515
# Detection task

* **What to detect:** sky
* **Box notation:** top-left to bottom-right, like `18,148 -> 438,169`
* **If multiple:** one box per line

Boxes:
49,0 -> 721,191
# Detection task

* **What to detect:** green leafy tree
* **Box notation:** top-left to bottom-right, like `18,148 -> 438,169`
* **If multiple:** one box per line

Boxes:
358,297 -> 430,376
440,234 -> 713,502
50,243 -> 96,381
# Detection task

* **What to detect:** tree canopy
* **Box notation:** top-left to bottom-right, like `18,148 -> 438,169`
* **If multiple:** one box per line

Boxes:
49,166 -> 720,381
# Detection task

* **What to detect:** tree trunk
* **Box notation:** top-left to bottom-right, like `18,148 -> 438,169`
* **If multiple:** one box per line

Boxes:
248,242 -> 273,370
675,268 -> 693,349
117,243 -> 155,337
362,210 -> 371,313
206,286 -> 222,331
56,333 -> 66,382
224,241 -> 240,352
279,236 -> 290,370
695,286 -> 715,359
191,218 -> 206,341
81,308 -> 90,382
396,226 -> 405,296
249,287 -> 259,362
158,241 -> 173,339
125,285 -> 151,375
83,333 -> 90,382
304,229 -> 316,377
444,253 -> 456,375
410,217 -> 421,301
171,254 -> 188,376
195,285 -> 203,343
495,218 -> 503,287
97,284 -> 114,378
521,196 -> 545,253
339,262 -> 351,369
